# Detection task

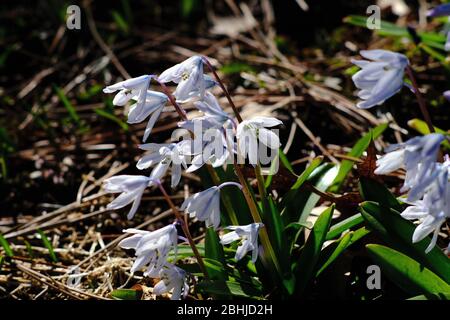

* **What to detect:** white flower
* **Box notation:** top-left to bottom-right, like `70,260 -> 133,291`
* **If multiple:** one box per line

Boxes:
103,75 -> 152,109
179,116 -> 234,172
351,49 -> 408,109
220,223 -> 264,263
118,225 -> 178,276
180,182 -> 241,229
236,116 -> 282,166
400,158 -> 450,253
194,92 -> 230,122
158,56 -> 207,102
153,263 -> 189,300
103,175 -> 153,220
375,133 -> 444,201
136,141 -> 191,188
127,91 -> 168,142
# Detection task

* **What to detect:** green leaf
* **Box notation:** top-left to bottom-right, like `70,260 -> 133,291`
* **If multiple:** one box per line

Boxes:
419,43 -> 450,68
326,213 -> 364,240
205,228 -> 227,281
344,15 -> 446,49
55,86 -> 80,125
24,240 -> 35,259
197,280 -> 263,299
360,202 -> 450,283
358,177 -> 402,211
219,62 -> 255,75
294,205 -> 334,294
37,230 -> 58,262
317,227 -> 370,276
111,10 -> 129,34
408,118 -> 450,150
366,244 -> 450,295
408,292 -> 450,300
95,108 -> 129,131
297,166 -> 338,226
0,255 -> 4,271
0,233 -> 13,257
328,123 -> 388,192
110,289 -> 142,300
266,196 -> 294,294
281,160 -> 334,226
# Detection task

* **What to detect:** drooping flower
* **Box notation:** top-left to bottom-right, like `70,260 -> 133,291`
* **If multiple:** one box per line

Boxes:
127,91 -> 168,142
118,225 -> 178,276
220,223 -> 264,263
103,75 -> 152,109
158,56 -> 208,102
236,116 -> 282,166
401,167 -> 449,254
153,263 -> 189,300
375,133 -> 444,201
103,175 -> 153,219
180,182 -> 242,229
179,115 -> 234,172
351,49 -> 409,109
194,92 -> 231,122
427,3 -> 450,17
136,141 -> 191,188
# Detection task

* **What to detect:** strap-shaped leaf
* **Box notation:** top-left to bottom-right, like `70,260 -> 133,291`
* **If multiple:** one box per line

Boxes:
205,227 -> 227,281
294,205 -> 334,295
361,202 -> 450,283
367,244 -> 450,295
317,227 -> 370,276
328,123 -> 388,192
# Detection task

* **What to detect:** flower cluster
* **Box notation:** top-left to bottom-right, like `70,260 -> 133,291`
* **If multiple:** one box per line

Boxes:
350,47 -> 449,254
102,56 -> 281,299
375,134 -> 449,253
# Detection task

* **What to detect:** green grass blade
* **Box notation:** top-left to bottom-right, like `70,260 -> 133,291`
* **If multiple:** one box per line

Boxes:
37,230 -> 58,262
0,233 -> 13,257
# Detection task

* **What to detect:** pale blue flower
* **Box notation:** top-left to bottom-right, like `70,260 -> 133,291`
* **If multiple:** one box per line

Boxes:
237,117 -> 282,166
220,223 -> 264,263
103,175 -> 153,219
427,4 -> 450,17
179,115 -> 234,172
444,90 -> 450,102
153,263 -> 189,300
180,182 -> 241,229
119,225 -> 178,276
103,75 -> 152,110
194,92 -> 230,122
136,141 -> 191,188
158,56 -> 212,102
375,133 -> 444,201
401,159 -> 449,253
127,90 -> 168,142
351,50 -> 409,109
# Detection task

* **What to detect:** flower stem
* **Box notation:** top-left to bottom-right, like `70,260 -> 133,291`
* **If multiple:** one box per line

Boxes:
156,181 -> 209,279
153,78 -> 188,121
201,56 -> 243,123
405,65 -> 435,133
232,161 -> 282,278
